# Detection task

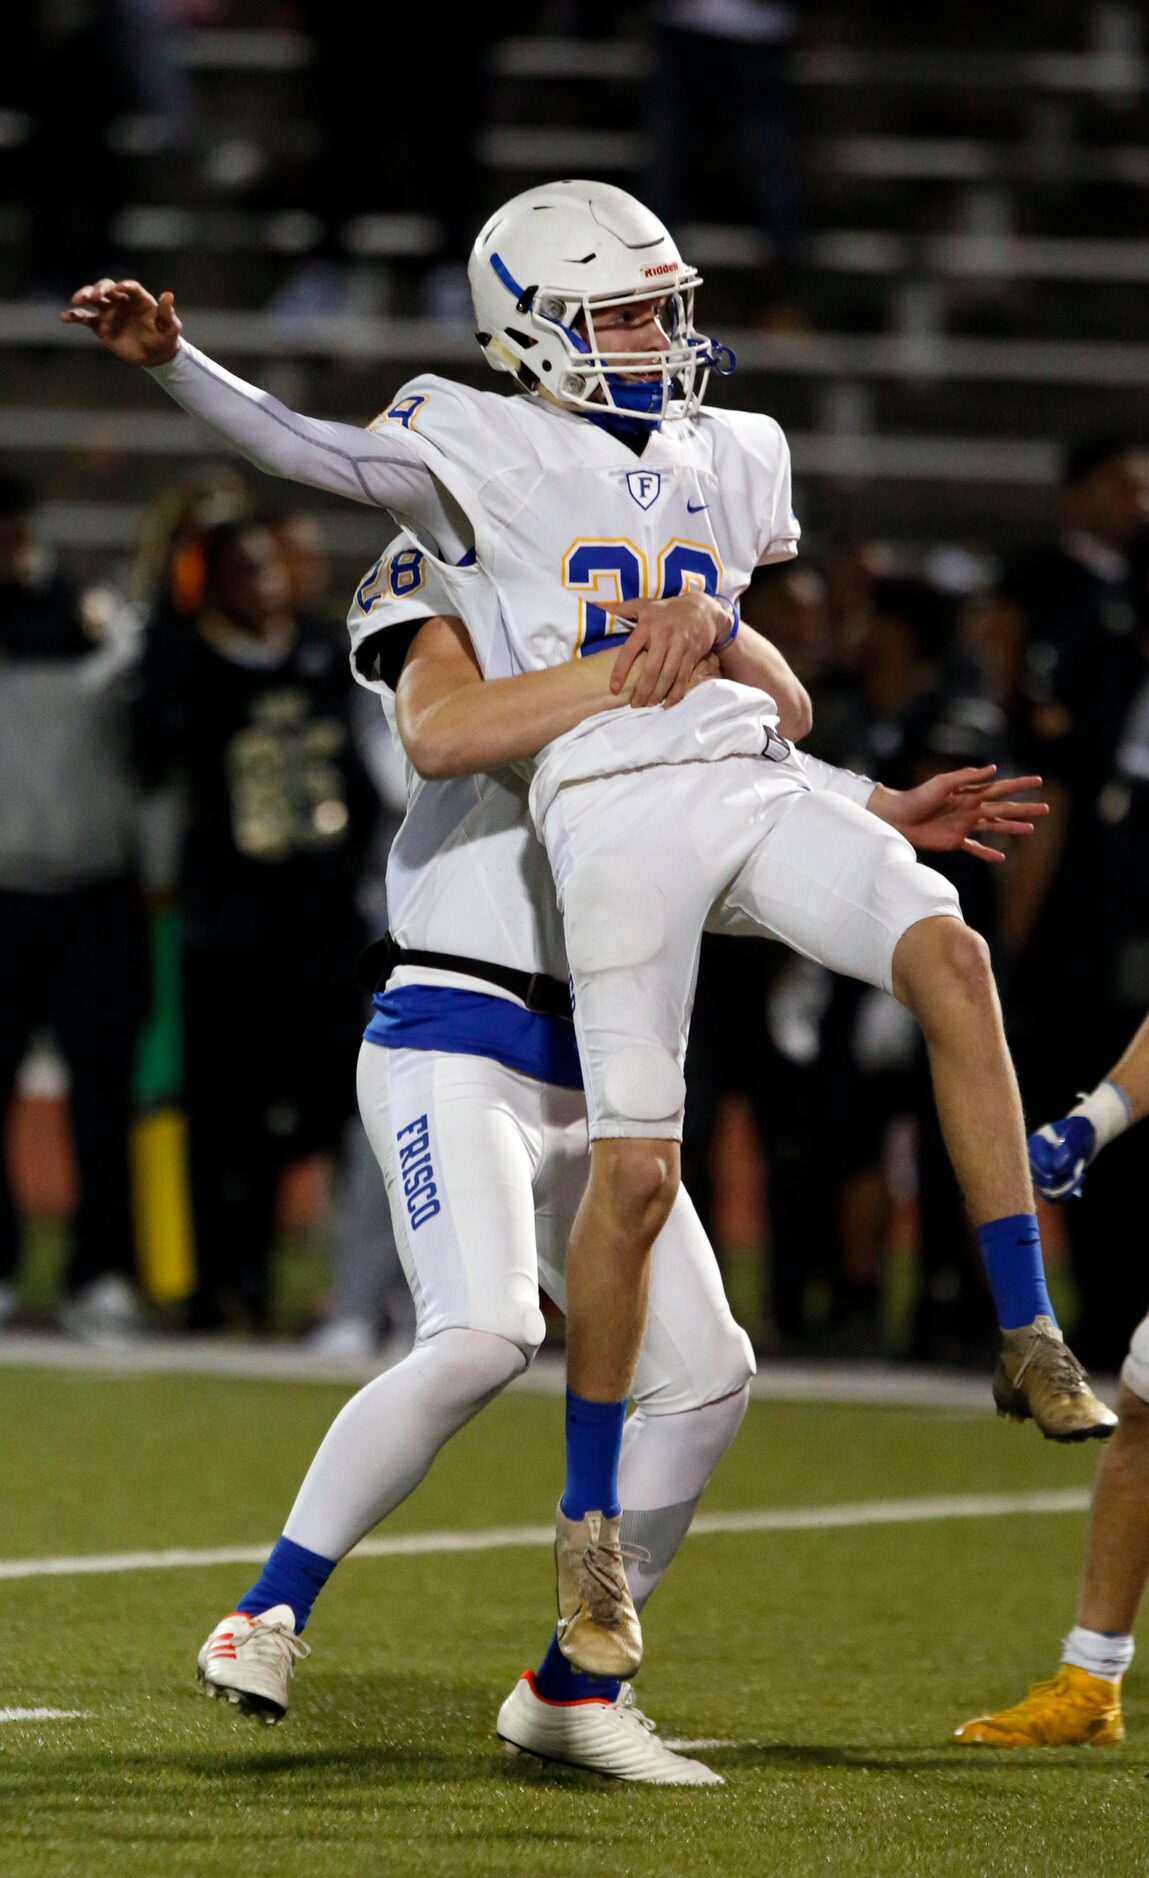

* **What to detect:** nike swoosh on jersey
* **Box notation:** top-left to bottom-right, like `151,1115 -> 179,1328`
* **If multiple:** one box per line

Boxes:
686,500 -> 708,513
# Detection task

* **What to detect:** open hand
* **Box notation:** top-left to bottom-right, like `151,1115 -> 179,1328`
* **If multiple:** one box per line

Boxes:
874,765 -> 1048,863
606,592 -> 726,708
61,278 -> 182,366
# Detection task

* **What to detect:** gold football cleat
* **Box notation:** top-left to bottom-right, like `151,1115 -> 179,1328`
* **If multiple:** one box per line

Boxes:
953,1665 -> 1124,1747
554,1505 -> 643,1679
993,1315 -> 1118,1441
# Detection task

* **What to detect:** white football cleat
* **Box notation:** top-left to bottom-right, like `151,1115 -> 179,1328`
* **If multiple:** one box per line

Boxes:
496,1671 -> 724,1785
196,1605 -> 310,1724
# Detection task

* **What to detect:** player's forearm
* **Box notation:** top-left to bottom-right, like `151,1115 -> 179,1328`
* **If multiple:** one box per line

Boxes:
399,655 -> 632,780
145,341 -> 433,518
1106,1009 -> 1149,1125
719,624 -> 812,739
865,782 -> 907,823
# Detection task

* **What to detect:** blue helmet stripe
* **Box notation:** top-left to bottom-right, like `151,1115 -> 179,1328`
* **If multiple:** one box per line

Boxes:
490,252 -> 528,304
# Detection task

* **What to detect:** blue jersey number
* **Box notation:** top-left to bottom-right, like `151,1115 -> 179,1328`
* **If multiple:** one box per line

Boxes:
564,538 -> 722,656
355,547 -> 426,614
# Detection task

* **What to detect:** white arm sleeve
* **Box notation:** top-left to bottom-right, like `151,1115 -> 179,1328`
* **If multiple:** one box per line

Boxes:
796,749 -> 875,807
144,341 -> 465,554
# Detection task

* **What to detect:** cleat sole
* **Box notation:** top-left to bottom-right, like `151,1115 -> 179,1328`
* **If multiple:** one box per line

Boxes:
1041,1422 -> 1116,1445
197,1675 -> 285,1723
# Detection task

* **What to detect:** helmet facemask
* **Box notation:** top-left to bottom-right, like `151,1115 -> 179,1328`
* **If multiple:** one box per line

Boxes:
538,280 -> 721,423
470,181 -> 736,425
482,257 -> 734,425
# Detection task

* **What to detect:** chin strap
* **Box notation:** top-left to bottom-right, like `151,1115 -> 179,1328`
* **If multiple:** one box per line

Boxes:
604,375 -> 665,421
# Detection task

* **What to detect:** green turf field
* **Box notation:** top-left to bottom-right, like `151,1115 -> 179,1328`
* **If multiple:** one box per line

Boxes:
0,1366 -> 1140,1877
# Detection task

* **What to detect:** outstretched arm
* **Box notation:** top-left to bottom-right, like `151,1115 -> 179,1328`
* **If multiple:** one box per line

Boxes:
798,754 -> 1047,861
1029,1003 -> 1149,1200
62,279 -> 457,545
1104,1011 -> 1149,1126
866,766 -> 1048,863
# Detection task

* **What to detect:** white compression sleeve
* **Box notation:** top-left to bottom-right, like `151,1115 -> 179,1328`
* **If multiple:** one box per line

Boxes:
618,1385 -> 750,1612
282,1328 -> 525,1561
145,342 -> 467,556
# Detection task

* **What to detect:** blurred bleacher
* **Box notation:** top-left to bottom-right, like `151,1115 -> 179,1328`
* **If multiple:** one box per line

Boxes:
2,1 -> 1148,590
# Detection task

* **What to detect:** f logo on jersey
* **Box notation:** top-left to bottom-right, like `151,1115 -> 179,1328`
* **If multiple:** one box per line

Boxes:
626,470 -> 662,512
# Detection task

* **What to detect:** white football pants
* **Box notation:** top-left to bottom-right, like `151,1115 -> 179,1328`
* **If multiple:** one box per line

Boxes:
283,1042 -> 754,1597
543,748 -> 962,1139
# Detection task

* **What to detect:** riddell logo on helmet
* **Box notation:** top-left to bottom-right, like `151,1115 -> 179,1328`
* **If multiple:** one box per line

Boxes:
643,263 -> 679,278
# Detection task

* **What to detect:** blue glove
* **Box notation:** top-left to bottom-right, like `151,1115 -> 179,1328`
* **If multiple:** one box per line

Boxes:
1027,1115 -> 1097,1201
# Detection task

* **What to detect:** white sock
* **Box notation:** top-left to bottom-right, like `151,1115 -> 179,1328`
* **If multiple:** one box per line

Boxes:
283,1327 -> 525,1560
1061,1624 -> 1135,1683
618,1385 -> 750,1611
1070,1081 -> 1135,1153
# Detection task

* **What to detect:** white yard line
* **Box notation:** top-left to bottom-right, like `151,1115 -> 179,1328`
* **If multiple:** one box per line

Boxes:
0,1708 -> 91,1722
0,1488 -> 1090,1584
0,1333 -> 1089,1411
661,1738 -> 743,1751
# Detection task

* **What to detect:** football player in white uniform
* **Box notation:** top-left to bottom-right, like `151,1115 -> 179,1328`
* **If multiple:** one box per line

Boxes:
196,530 -> 1056,1776
196,547 -> 760,1783
67,180 -> 1114,1685
955,1008 -> 1149,1748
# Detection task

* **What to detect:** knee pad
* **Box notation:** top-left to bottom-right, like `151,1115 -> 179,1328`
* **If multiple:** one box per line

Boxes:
603,1042 -> 685,1125
462,1274 -> 547,1363
417,1325 -> 534,1409
633,1314 -> 756,1417
563,859 -> 666,974
503,1282 -> 548,1362
710,1320 -> 757,1403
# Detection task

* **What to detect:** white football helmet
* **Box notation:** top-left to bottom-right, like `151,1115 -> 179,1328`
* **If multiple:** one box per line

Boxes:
468,179 -> 734,425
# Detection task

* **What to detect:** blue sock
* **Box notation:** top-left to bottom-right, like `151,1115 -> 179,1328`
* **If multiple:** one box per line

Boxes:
235,1536 -> 336,1631
533,1628 -> 621,1706
560,1389 -> 626,1520
976,1213 -> 1056,1330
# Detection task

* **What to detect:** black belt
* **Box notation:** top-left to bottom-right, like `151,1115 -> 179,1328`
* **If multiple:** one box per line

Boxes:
356,933 -> 573,1020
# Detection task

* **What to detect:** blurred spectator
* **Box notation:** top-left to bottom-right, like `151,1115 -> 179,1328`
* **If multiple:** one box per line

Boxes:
0,472 -> 149,1335
646,2 -> 801,321
130,464 -> 254,627
997,435 -> 1149,1367
836,577 -> 1008,1363
133,516 -> 376,1331
801,575 -> 1007,1360
685,570 -> 1010,1359
272,514 -> 415,1359
317,686 -> 414,1356
269,510 -> 335,627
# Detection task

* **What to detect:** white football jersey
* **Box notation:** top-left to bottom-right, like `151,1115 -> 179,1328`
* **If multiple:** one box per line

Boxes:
368,377 -> 799,824
150,346 -> 799,824
347,532 -> 873,1000
347,540 -> 568,989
